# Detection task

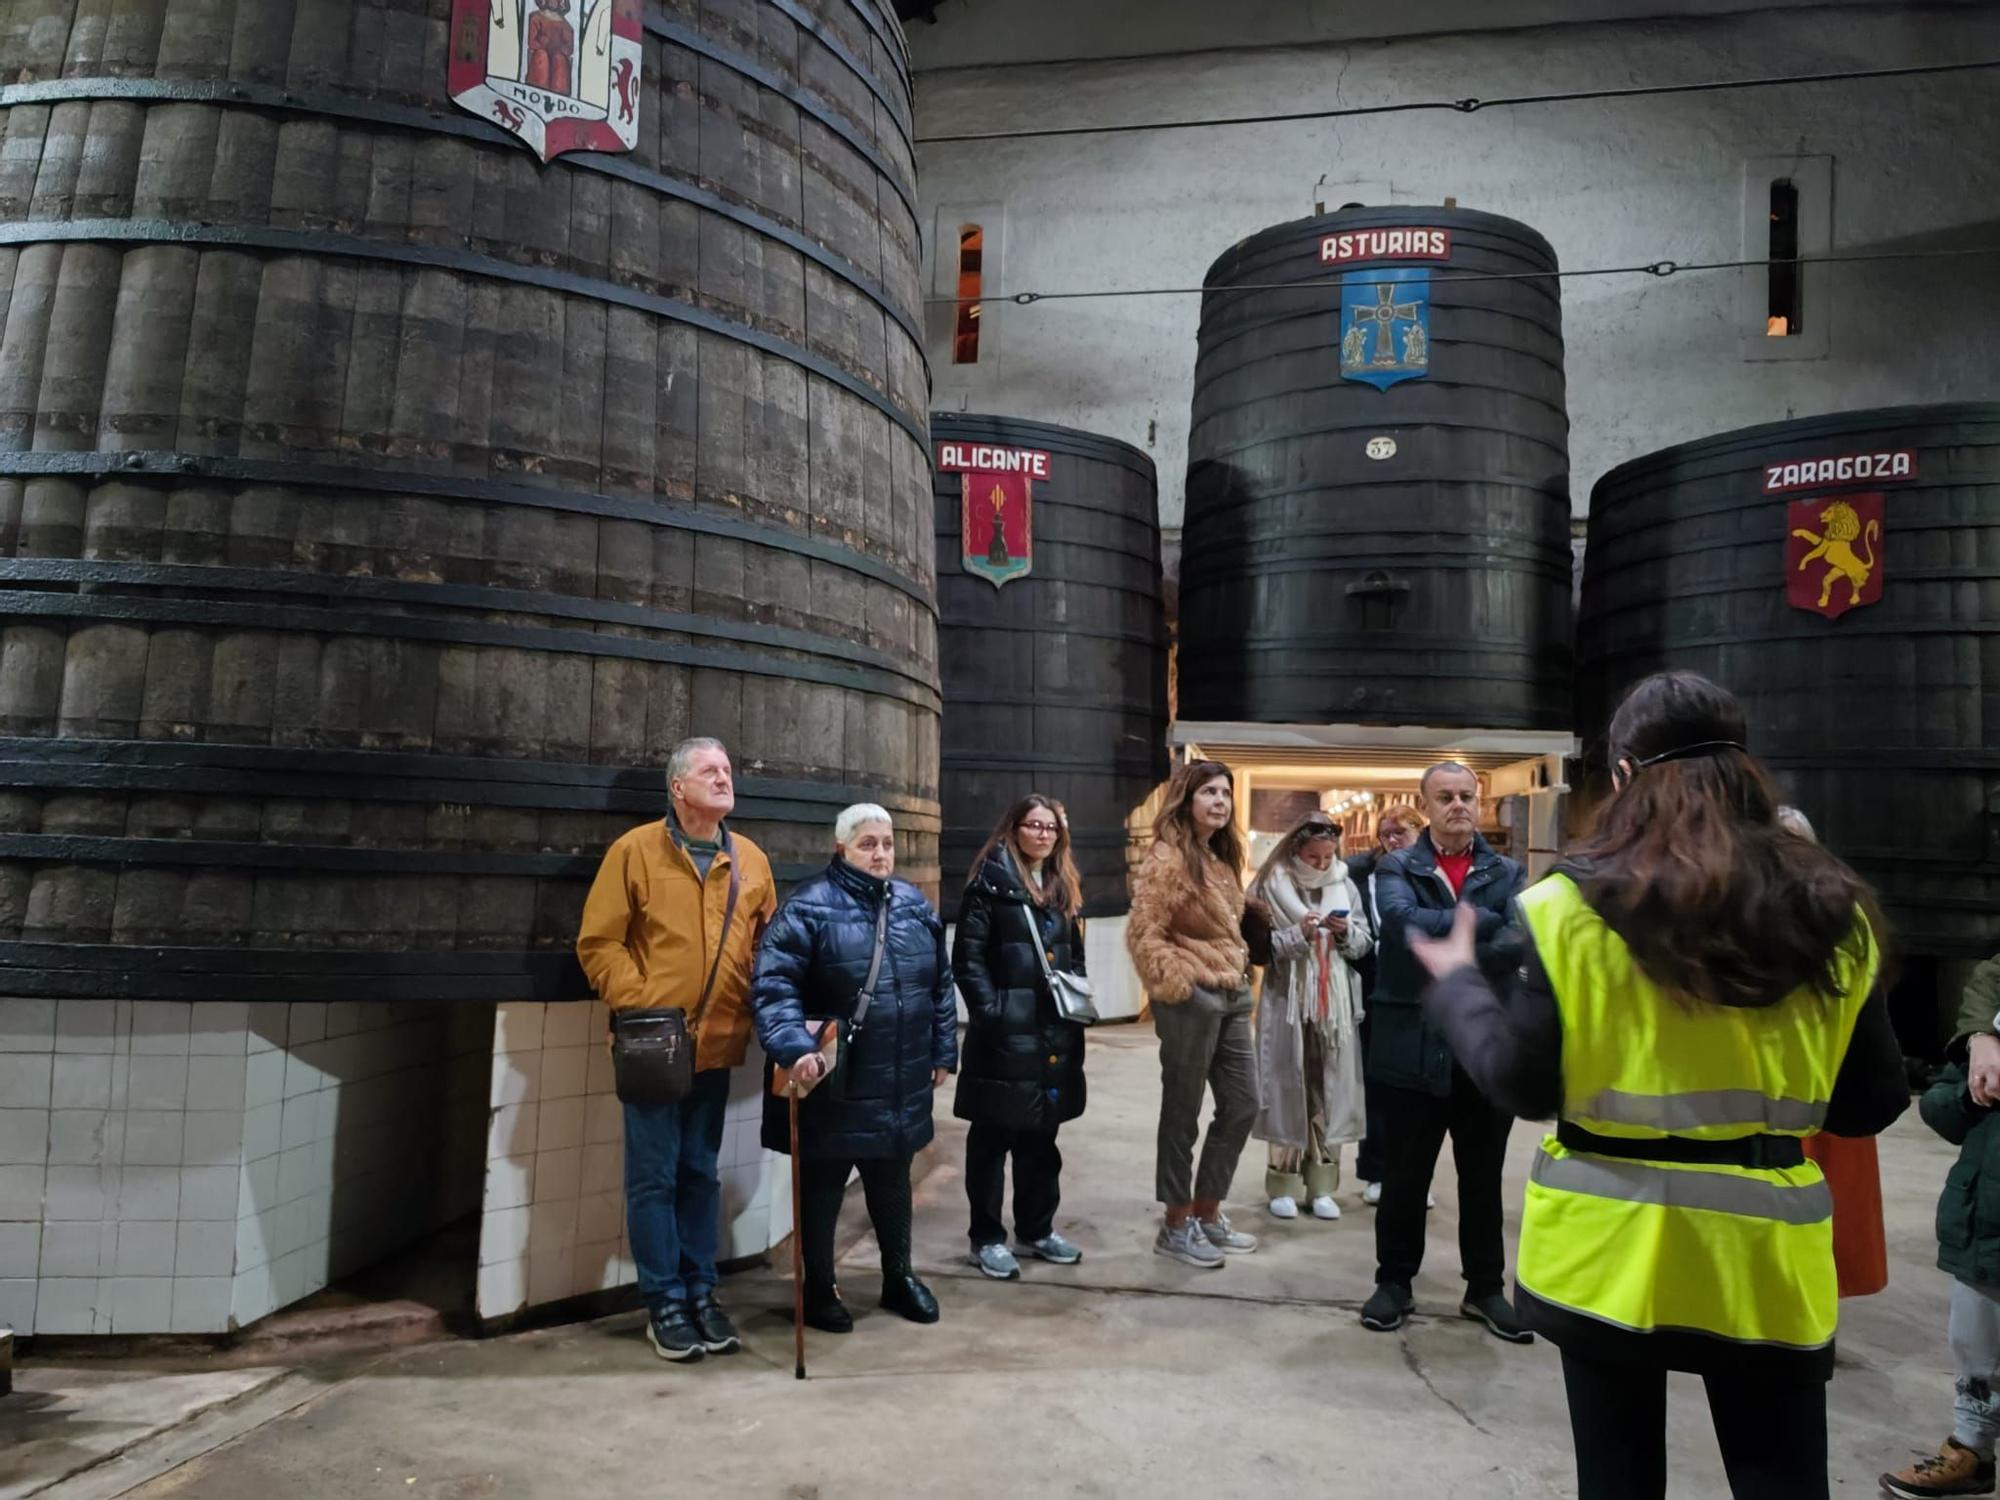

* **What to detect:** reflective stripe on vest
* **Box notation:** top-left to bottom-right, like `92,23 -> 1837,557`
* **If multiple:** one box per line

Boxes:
1576,1088 -> 1826,1134
1531,1149 -> 1833,1226
1514,875 -> 1877,1351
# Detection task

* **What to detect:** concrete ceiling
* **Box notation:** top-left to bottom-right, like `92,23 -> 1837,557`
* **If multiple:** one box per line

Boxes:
899,0 -> 1940,71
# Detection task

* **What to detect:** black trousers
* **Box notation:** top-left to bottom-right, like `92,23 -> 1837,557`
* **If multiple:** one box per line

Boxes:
964,1122 -> 1063,1247
1355,1012 -> 1387,1183
798,1155 -> 914,1295
1372,1072 -> 1510,1296
1562,1350 -> 1828,1499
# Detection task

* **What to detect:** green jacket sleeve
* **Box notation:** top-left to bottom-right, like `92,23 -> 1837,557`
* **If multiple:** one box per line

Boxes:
1956,958 -> 2000,1043
1922,1063 -> 1982,1146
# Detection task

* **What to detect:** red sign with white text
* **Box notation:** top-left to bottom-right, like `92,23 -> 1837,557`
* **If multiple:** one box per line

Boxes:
1320,228 -> 1452,265
936,443 -> 1051,479
1763,449 -> 1916,494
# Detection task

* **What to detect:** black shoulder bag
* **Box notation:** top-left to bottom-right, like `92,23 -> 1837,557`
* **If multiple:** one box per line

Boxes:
609,837 -> 741,1107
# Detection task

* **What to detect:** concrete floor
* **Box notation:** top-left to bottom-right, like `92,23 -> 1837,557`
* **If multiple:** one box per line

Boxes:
13,1022 -> 1971,1499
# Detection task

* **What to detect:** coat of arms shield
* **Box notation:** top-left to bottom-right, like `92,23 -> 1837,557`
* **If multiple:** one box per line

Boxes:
962,471 -> 1033,589
450,0 -> 642,163
1339,268 -> 1431,391
1786,492 -> 1884,619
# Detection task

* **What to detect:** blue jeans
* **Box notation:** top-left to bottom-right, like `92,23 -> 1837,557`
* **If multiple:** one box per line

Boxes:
624,1067 -> 730,1310
1952,1278 -> 2000,1458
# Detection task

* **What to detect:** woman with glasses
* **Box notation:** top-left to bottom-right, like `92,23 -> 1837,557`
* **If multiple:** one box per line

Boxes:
1243,813 -> 1372,1222
952,794 -> 1090,1280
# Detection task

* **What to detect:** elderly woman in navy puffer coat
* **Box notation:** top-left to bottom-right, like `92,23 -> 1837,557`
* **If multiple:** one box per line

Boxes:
752,803 -> 958,1335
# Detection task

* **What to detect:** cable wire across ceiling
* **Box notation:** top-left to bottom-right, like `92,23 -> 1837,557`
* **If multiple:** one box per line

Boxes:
920,246 -> 2000,306
915,56 -> 2000,143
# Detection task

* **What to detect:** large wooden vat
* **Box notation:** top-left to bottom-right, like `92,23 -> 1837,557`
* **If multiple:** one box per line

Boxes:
0,0 -> 936,998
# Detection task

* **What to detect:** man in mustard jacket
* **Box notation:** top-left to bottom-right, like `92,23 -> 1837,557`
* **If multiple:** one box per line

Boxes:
577,737 -> 777,1364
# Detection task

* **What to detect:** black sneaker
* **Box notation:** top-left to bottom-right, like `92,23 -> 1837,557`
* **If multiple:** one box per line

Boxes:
1460,1292 -> 1535,1344
1361,1282 -> 1415,1332
646,1303 -> 704,1362
692,1294 -> 740,1354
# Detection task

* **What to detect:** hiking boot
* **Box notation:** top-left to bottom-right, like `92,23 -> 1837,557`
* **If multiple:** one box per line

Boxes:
803,1284 -> 852,1334
1361,1282 -> 1415,1332
1154,1219 -> 1225,1268
1018,1233 -> 1083,1265
1460,1292 -> 1534,1345
645,1303 -> 705,1362
1881,1438 -> 1998,1498
1310,1195 -> 1341,1221
969,1242 -> 1021,1280
691,1293 -> 740,1354
1198,1212 -> 1259,1255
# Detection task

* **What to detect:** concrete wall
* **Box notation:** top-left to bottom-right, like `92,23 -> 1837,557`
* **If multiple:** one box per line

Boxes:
915,3 -> 2000,533
0,1000 -> 489,1336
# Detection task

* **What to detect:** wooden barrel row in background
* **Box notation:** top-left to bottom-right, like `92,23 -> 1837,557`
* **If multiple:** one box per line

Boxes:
1180,204 -> 1573,731
0,0 -> 936,999
931,413 -> 1168,918
1578,403 -> 2000,963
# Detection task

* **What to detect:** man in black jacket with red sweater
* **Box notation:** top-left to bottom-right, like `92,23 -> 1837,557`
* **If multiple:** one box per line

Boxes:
1360,761 -> 1530,1342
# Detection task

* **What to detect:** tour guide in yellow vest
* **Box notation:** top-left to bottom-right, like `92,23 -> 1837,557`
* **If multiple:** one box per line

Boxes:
1412,670 -> 1910,1497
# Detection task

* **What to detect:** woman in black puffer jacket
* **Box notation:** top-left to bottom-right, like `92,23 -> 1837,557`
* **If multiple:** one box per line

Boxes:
753,803 -> 958,1333
952,794 -> 1088,1282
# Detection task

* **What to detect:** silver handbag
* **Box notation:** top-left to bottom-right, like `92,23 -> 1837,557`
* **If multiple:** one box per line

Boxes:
1019,900 -> 1098,1026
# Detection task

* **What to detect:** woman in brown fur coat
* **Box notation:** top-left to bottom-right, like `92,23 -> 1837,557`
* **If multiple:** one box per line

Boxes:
1126,760 -> 1259,1269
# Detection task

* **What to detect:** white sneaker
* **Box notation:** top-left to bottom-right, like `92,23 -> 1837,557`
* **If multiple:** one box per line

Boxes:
1359,1179 -> 1433,1209
1267,1195 -> 1299,1219
1154,1219 -> 1225,1268
1198,1212 -> 1259,1255
1310,1195 -> 1341,1220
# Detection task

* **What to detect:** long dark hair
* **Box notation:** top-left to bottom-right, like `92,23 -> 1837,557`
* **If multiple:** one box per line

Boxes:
1568,670 -> 1882,1007
1152,760 -> 1246,885
967,793 -> 1084,918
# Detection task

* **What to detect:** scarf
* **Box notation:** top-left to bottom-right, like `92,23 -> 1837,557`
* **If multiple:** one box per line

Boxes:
1258,858 -> 1358,1029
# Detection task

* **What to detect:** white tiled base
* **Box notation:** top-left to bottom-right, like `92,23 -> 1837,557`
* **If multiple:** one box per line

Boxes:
474,1002 -> 790,1322
0,999 -> 491,1334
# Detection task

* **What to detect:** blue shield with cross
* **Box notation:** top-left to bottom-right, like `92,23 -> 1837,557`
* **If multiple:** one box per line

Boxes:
1339,268 -> 1431,390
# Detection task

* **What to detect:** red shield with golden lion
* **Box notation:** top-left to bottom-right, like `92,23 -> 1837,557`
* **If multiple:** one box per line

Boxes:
1786,492 -> 1883,620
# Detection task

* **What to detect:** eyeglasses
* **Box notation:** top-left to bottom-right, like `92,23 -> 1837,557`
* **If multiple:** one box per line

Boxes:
1018,820 -> 1060,835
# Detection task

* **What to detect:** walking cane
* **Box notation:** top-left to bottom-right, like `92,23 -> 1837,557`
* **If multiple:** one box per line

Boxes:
788,1078 -> 806,1380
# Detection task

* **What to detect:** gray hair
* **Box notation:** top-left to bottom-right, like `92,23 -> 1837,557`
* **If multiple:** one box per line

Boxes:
834,803 -> 893,845
1420,761 -> 1477,797
666,737 -> 728,788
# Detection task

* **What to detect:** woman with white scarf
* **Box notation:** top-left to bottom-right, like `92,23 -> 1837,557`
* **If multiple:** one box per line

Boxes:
1243,812 -> 1373,1221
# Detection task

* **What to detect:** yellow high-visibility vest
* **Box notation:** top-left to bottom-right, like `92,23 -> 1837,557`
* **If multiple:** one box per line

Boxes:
1516,875 -> 1878,1352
